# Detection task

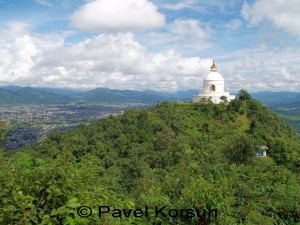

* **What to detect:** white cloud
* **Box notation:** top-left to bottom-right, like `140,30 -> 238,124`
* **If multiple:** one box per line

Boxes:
161,0 -> 205,12
0,22 -> 37,82
36,0 -> 52,6
0,22 -> 65,85
0,35 -> 37,82
159,0 -> 238,14
257,68 -> 300,92
33,33 -> 212,90
71,0 -> 165,33
226,19 -> 243,30
1,20 -> 300,92
169,19 -> 207,39
140,19 -> 211,51
1,21 -> 30,40
242,0 -> 300,37
0,25 -> 213,91
216,47 -> 300,92
168,19 -> 211,49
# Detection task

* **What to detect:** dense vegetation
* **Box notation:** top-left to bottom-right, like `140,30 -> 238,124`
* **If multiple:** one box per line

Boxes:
0,90 -> 299,224
275,110 -> 300,134
250,91 -> 300,133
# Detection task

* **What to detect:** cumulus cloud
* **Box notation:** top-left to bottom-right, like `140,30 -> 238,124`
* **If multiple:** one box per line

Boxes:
34,33 -> 212,90
254,68 -> 300,92
161,0 -> 205,12
0,24 -> 38,82
71,0 -> 165,33
216,47 -> 300,92
169,19 -> 208,39
141,19 -> 211,51
0,22 -> 65,85
0,24 -> 214,91
1,19 -> 299,92
159,0 -> 238,14
226,19 -> 243,30
36,0 -> 52,6
1,21 -> 30,39
242,0 -> 300,37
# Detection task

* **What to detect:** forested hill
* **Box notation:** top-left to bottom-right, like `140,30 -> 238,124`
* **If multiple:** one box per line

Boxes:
1,90 -> 300,224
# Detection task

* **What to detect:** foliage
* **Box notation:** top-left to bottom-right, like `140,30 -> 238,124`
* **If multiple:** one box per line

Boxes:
238,89 -> 251,101
0,122 -> 10,145
223,134 -> 257,164
1,90 -> 300,224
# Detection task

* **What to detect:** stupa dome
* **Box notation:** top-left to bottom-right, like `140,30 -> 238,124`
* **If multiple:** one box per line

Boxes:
204,71 -> 224,81
192,59 -> 235,104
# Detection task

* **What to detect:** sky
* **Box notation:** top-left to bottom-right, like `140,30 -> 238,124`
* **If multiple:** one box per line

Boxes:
0,0 -> 300,92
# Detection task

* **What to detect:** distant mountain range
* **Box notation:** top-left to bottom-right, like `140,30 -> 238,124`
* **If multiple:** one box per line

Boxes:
0,86 -> 181,105
251,92 -> 300,109
0,87 -> 76,105
0,86 -> 299,108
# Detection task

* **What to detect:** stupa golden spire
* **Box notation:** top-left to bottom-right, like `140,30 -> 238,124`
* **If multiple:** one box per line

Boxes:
210,60 -> 217,72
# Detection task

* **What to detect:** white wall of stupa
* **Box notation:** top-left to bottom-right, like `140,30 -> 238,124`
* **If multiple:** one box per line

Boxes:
192,61 -> 235,104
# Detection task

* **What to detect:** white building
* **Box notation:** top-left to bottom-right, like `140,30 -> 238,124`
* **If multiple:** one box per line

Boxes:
192,61 -> 235,104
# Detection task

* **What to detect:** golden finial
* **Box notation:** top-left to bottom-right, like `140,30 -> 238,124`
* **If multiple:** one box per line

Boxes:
210,59 -> 217,71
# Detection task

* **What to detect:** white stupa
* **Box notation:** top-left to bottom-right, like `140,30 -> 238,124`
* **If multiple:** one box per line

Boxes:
192,60 -> 235,104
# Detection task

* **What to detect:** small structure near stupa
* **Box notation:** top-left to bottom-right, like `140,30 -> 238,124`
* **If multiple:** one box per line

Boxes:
257,146 -> 268,157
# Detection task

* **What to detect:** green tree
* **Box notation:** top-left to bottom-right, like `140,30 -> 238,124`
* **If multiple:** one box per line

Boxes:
220,95 -> 228,104
0,121 -> 10,147
238,89 -> 251,100
2,101 -> 299,224
223,134 -> 258,164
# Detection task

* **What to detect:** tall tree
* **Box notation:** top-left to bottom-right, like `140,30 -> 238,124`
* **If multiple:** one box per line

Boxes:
237,89 -> 251,101
223,134 -> 257,164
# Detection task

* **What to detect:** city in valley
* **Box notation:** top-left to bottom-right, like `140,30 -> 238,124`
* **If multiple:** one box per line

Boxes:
0,103 -> 150,151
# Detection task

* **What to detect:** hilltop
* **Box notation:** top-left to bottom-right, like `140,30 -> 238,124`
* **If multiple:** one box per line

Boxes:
0,90 -> 299,224
4,86 -> 300,133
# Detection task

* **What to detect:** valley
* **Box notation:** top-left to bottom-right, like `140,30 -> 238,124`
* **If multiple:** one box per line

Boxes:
1,103 -> 150,151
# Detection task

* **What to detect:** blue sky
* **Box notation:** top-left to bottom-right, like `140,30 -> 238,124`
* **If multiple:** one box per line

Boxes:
0,0 -> 299,92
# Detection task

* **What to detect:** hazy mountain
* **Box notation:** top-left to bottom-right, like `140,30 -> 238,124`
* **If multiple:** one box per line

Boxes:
250,91 -> 300,109
0,88 -> 22,105
0,87 -> 74,105
37,87 -> 85,95
17,87 -> 77,104
251,91 -> 299,102
0,85 -> 23,92
174,89 -> 199,99
0,87 -> 178,105
143,89 -> 174,97
0,86 -> 299,107
82,87 -> 177,103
